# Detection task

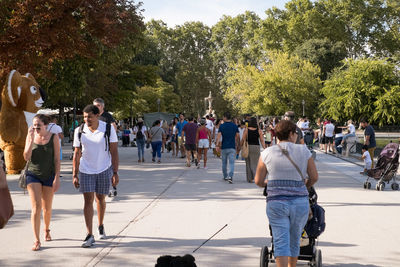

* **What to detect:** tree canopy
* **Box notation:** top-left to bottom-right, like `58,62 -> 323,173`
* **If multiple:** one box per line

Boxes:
1,0 -> 399,124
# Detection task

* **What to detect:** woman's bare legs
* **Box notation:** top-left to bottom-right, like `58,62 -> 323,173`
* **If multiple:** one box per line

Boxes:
42,186 -> 54,240
28,183 -> 43,248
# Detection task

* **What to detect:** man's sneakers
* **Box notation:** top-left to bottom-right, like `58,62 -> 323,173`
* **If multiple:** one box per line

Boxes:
82,234 -> 95,248
82,225 -> 106,248
98,225 -> 106,239
223,177 -> 233,183
337,144 -> 343,148
108,186 -> 117,197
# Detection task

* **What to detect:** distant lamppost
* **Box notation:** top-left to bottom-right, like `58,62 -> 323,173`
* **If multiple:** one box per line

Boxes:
302,99 -> 305,116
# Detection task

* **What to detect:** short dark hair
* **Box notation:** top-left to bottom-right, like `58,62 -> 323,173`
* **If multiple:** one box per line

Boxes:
188,116 -> 194,121
362,144 -> 369,150
360,117 -> 369,123
83,104 -> 100,115
34,114 -> 50,125
223,111 -> 232,120
206,115 -> 210,119
275,120 -> 297,141
248,117 -> 258,128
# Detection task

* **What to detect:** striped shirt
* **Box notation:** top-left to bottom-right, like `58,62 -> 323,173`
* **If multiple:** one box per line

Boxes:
261,142 -> 311,201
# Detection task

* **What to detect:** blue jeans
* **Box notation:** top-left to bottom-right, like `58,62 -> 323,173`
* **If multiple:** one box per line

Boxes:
136,138 -> 145,159
342,132 -> 356,141
267,197 -> 309,257
151,141 -> 162,159
221,148 -> 236,178
335,137 -> 343,154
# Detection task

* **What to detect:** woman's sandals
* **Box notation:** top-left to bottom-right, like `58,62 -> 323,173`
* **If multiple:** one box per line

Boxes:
32,241 -> 41,251
45,229 -> 52,241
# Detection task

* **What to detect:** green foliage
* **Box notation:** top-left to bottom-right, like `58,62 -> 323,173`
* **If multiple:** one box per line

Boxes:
113,79 -> 182,120
294,38 -> 347,80
320,58 -> 400,125
225,52 -> 321,116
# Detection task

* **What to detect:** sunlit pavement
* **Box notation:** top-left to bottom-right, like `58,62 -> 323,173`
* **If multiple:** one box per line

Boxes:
1,145 -> 400,266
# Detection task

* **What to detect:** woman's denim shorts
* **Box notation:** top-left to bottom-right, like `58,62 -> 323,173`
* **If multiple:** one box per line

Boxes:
267,197 -> 309,257
26,172 -> 55,187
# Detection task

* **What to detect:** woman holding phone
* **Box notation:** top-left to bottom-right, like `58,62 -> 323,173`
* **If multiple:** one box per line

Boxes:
23,114 -> 60,251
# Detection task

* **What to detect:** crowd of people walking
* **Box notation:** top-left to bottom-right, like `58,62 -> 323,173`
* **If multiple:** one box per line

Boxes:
10,97 -> 381,267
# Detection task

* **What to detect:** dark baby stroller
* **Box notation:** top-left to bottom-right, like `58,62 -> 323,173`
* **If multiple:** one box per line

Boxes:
303,130 -> 316,160
364,142 -> 399,191
260,187 -> 323,267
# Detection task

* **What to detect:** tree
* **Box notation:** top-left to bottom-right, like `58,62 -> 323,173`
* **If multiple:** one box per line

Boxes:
320,58 -> 400,125
113,78 -> 182,120
0,0 -> 144,80
224,51 -> 321,116
211,11 -> 262,75
294,38 -> 347,80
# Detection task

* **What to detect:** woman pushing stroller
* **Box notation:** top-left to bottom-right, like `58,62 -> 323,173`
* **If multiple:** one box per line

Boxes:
255,120 -> 319,267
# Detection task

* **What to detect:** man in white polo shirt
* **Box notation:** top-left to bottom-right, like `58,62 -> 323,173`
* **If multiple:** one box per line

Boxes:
72,105 -> 119,248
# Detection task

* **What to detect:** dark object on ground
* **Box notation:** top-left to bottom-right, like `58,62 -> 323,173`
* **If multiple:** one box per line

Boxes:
155,254 -> 197,267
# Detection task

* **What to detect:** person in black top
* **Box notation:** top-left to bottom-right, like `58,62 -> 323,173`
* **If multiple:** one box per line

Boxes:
93,98 -> 117,132
93,98 -> 118,197
240,117 -> 266,183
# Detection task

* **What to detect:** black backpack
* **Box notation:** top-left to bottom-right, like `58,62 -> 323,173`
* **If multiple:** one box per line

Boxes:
136,128 -> 144,139
78,123 -> 112,151
304,203 -> 326,238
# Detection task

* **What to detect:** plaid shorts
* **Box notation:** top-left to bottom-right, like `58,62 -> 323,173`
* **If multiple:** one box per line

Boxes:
79,166 -> 112,195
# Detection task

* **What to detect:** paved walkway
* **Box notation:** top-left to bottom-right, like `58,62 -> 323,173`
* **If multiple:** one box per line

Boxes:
1,145 -> 400,266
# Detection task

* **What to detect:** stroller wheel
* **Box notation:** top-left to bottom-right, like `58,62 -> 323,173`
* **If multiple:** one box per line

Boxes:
314,249 -> 322,267
363,182 -> 367,189
391,183 -> 399,190
376,182 -> 385,191
367,182 -> 371,189
260,246 -> 269,267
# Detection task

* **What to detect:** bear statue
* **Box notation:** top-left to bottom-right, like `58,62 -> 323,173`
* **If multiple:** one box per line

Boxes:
0,70 -> 46,174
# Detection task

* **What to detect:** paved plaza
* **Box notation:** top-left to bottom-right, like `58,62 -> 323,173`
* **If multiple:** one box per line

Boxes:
1,145 -> 400,266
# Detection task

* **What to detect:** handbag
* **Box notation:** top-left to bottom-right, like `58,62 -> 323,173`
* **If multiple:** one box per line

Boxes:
18,161 -> 29,189
0,165 -> 14,229
241,129 -> 249,158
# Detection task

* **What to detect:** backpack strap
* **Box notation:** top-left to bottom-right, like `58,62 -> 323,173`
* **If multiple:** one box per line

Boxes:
78,123 -> 85,149
77,123 -> 111,151
104,123 -> 111,151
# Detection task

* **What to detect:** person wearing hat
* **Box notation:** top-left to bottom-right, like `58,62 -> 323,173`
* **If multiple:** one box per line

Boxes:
283,111 -> 304,144
133,118 -> 148,163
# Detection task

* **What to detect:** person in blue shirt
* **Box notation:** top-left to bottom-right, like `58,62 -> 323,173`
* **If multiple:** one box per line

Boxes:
176,114 -> 188,158
216,112 -> 240,183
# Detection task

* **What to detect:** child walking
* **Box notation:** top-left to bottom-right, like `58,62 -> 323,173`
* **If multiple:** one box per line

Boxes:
361,144 -> 372,175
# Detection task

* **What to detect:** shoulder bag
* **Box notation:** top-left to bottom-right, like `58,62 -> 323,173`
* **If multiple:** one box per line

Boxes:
0,164 -> 14,229
241,129 -> 249,158
277,144 -> 325,238
18,161 -> 29,190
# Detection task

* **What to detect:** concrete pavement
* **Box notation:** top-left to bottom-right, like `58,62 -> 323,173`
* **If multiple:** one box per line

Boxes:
1,145 -> 400,266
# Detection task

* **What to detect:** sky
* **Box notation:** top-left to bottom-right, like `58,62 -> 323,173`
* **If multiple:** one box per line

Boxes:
141,0 -> 289,27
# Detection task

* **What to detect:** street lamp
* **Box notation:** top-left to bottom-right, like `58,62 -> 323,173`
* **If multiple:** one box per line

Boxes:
302,99 -> 305,116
